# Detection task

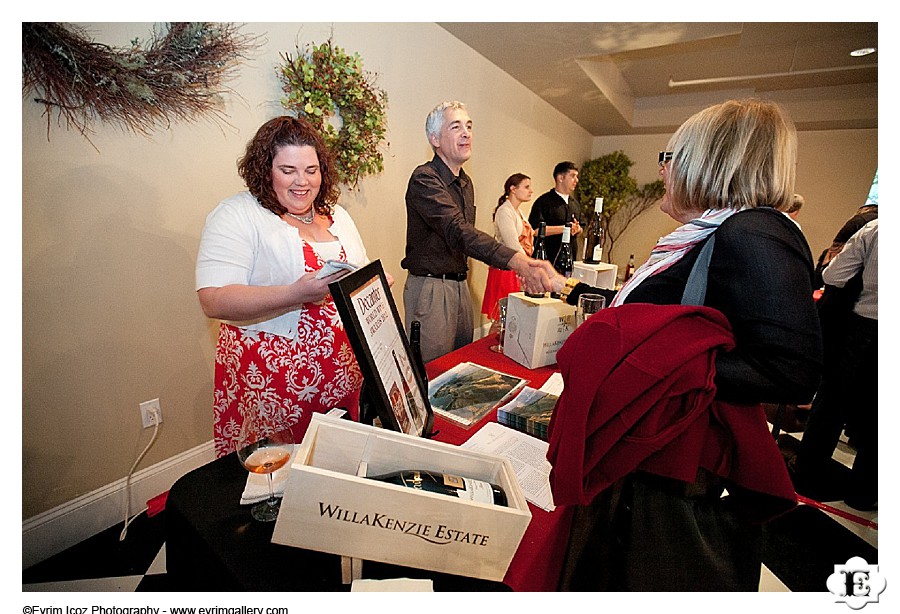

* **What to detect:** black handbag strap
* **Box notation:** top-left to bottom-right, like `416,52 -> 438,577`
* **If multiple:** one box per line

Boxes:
681,235 -> 716,306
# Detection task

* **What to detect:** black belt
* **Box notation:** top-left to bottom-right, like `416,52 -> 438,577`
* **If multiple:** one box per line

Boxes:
422,272 -> 467,281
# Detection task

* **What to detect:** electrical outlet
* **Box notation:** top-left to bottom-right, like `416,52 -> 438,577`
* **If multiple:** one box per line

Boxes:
139,398 -> 162,428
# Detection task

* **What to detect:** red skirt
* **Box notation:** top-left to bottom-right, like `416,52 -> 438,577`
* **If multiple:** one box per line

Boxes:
481,266 -> 521,320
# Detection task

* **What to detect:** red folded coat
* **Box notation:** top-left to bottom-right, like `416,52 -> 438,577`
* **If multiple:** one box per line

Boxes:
547,303 -> 796,511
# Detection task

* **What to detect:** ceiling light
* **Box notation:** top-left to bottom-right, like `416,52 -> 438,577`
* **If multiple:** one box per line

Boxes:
850,47 -> 877,57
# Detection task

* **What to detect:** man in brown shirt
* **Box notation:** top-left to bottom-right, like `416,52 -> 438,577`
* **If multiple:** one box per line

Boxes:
402,101 -> 551,361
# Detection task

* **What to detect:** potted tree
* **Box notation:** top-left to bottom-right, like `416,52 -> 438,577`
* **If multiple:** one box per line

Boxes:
574,150 -> 664,263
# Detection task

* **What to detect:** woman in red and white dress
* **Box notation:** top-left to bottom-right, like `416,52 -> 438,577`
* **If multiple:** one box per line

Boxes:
481,173 -> 534,321
196,116 -> 382,457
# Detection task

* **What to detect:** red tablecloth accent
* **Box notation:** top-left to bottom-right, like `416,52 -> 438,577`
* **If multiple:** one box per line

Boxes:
425,336 -> 574,592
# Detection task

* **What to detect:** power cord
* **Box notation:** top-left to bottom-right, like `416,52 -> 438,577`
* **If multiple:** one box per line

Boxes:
119,407 -> 161,541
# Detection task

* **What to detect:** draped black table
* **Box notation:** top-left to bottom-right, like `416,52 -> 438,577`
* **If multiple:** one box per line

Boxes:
165,442 -> 508,591
166,335 -> 570,592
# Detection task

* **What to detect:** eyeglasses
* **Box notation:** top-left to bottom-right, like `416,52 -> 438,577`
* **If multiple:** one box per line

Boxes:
658,151 -> 673,167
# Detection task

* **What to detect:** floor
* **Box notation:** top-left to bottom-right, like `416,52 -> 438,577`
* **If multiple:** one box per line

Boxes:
22,426 -> 877,594
22,507 -> 170,592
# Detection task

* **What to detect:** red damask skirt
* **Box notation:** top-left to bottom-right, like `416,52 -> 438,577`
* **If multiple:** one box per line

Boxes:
211,242 -> 361,457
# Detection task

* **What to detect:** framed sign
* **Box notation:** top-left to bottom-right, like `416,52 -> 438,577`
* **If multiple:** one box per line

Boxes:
329,260 -> 433,438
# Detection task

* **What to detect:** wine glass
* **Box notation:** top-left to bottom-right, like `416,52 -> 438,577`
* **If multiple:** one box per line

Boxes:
489,297 -> 509,353
236,415 -> 295,522
577,293 -> 606,327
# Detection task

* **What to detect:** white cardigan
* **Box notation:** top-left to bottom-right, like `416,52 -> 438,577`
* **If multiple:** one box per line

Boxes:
493,199 -> 526,254
196,191 -> 370,339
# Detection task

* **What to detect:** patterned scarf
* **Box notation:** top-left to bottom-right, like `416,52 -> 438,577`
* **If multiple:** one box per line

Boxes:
611,207 -> 741,306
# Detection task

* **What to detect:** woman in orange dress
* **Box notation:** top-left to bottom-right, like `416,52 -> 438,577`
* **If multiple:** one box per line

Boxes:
481,173 -> 534,320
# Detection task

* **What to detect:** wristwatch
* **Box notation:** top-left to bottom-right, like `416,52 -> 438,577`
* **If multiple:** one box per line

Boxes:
559,277 -> 580,302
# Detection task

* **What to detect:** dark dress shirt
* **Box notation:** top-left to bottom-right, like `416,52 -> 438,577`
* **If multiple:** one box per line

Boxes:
528,189 -> 580,263
401,155 -> 516,276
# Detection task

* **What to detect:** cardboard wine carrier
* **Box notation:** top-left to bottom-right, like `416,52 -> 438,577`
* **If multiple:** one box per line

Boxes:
573,261 -> 618,289
271,413 -> 531,582
503,292 -> 576,369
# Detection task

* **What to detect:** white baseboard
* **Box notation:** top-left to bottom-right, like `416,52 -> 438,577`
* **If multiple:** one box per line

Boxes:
22,440 -> 216,569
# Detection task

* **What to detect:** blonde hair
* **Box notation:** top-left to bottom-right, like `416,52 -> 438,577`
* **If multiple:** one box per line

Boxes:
665,99 -> 797,216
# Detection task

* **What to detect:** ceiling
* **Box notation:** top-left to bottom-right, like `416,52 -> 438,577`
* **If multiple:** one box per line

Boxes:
438,22 -> 878,136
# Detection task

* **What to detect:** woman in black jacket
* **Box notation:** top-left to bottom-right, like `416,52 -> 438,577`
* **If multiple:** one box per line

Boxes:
538,98 -> 823,591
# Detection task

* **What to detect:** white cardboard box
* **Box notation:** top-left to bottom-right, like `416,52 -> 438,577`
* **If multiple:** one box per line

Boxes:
502,292 -> 576,369
573,261 -> 618,289
271,413 -> 531,582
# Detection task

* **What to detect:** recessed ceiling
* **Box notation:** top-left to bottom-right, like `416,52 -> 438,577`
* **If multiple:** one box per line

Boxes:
439,22 -> 878,136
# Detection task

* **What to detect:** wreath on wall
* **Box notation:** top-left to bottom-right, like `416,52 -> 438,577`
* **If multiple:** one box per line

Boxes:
22,22 -> 262,145
278,39 -> 388,187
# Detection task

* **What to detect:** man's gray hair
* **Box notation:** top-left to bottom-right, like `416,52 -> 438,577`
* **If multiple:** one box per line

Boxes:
425,101 -> 467,142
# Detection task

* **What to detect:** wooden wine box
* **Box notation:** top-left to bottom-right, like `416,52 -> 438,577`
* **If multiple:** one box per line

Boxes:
503,292 -> 576,369
271,413 -> 531,583
573,261 -> 618,289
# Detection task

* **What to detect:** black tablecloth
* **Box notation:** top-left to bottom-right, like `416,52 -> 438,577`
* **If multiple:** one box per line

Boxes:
165,450 -> 509,591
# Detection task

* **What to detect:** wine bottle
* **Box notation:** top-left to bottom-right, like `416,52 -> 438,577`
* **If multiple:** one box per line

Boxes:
625,253 -> 636,282
553,223 -> 574,278
583,197 -> 604,264
525,222 -> 548,298
358,380 -> 375,425
409,320 -> 428,389
533,222 -> 548,261
367,469 -> 508,506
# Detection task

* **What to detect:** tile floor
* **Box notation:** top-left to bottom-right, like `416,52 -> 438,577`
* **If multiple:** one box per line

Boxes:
22,427 -> 877,593
23,506 -> 170,592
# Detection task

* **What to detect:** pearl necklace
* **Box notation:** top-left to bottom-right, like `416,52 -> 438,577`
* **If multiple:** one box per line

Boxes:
286,208 -> 315,225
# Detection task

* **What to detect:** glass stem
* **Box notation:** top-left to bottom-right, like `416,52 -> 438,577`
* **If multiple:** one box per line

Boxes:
266,473 -> 276,506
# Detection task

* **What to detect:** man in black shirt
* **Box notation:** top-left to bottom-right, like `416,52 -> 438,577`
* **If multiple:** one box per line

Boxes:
402,101 -> 551,361
528,161 -> 583,263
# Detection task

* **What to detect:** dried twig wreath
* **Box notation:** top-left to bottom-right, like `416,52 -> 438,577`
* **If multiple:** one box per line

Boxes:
22,22 -> 263,145
278,39 -> 388,187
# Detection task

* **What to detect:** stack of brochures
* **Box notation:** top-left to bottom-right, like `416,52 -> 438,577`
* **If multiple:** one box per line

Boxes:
495,387 -> 558,441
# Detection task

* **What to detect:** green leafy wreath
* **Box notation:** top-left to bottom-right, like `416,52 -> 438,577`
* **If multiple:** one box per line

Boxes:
22,22 -> 262,145
278,39 -> 388,187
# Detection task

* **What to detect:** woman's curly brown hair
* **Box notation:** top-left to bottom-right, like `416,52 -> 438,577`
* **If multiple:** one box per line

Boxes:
238,115 -> 340,216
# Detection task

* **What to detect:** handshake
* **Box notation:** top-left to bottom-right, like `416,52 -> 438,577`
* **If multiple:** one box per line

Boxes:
508,253 -> 567,296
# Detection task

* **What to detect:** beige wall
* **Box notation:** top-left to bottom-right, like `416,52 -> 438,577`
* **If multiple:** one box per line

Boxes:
589,130 -> 878,273
22,22 -> 592,518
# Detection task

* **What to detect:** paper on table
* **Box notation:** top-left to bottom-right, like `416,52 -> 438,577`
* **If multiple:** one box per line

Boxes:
461,422 -> 555,512
351,578 -> 434,592
539,372 -> 565,396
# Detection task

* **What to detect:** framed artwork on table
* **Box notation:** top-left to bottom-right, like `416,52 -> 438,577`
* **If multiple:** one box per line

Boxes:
329,260 -> 434,438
